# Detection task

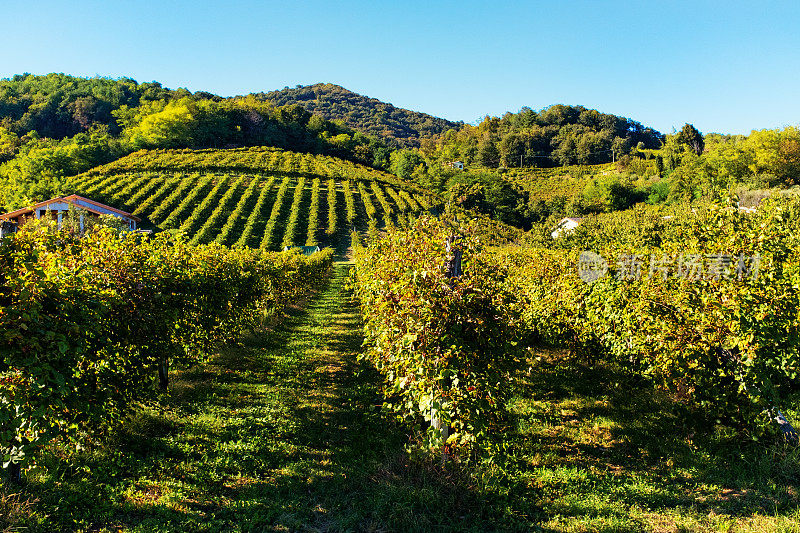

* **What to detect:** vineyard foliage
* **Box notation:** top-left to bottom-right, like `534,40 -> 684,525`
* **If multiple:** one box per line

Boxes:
354,200 -> 800,452
353,217 -> 523,451
502,163 -> 614,201
0,223 -> 333,471
70,147 -> 441,248
504,199 -> 800,428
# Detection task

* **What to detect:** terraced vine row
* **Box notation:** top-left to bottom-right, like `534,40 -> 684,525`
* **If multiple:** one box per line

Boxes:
326,178 -> 337,236
260,176 -> 292,250
281,176 -> 307,249
215,176 -> 261,245
236,176 -> 276,248
306,178 -> 321,246
70,147 -> 443,250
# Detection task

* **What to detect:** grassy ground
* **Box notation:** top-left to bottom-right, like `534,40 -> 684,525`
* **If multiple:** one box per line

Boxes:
3,263 -> 799,532
498,357 -> 800,531
4,264 -> 501,532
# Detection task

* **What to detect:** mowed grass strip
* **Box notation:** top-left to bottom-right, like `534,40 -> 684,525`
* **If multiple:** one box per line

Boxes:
13,264 -> 500,532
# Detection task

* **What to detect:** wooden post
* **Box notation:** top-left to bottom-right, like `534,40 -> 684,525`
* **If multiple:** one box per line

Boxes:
431,409 -> 449,441
430,235 -> 464,460
8,462 -> 21,484
158,356 -> 169,390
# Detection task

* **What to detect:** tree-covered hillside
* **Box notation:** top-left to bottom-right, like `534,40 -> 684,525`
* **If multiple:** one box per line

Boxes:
258,83 -> 462,147
0,73 -> 188,139
0,75 -> 393,210
419,104 -> 664,169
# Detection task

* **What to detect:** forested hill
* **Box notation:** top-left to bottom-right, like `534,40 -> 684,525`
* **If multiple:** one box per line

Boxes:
257,83 -> 463,147
0,73 -> 190,138
0,74 -> 396,209
420,104 -> 665,169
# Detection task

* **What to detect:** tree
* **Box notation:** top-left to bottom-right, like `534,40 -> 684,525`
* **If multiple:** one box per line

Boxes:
390,149 -> 425,181
0,127 -> 21,163
499,133 -> 526,167
581,175 -> 637,212
655,154 -> 664,177
676,123 -> 704,155
476,137 -> 499,168
611,137 -> 631,160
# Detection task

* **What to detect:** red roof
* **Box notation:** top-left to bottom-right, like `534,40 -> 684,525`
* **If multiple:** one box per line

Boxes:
0,194 -> 141,222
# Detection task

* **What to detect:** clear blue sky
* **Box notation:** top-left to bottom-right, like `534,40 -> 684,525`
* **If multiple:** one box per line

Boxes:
3,0 -> 798,135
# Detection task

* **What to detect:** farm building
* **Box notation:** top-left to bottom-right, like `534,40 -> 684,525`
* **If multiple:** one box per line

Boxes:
0,194 -> 140,232
551,217 -> 583,239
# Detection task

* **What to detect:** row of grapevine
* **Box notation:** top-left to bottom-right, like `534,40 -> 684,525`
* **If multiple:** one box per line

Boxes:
81,146 -> 430,195
260,176 -> 291,249
109,174 -> 151,204
0,224 -> 334,478
344,180 -> 356,225
326,178 -> 337,236
414,193 -> 432,210
191,175 -> 247,245
282,176 -> 307,248
355,200 -> 800,456
358,181 -> 379,242
306,178 -> 321,246
400,189 -> 421,212
215,177 -> 262,245
83,173 -> 119,197
358,182 -> 377,222
132,176 -> 175,217
93,173 -> 134,200
499,200 -> 800,429
236,176 -> 276,248
160,175 -> 214,229
147,174 -> 197,221
385,185 -> 408,212
353,216 -> 520,453
120,175 -> 163,212
66,147 -> 446,249
178,176 -> 229,235
370,181 -> 395,230
99,174 -> 432,248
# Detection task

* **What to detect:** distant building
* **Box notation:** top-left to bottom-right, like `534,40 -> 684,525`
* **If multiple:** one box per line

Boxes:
0,194 -> 140,233
445,161 -> 464,170
551,217 -> 583,239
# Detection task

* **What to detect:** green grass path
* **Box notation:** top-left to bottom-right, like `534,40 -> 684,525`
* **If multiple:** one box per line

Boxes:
18,263 -> 495,532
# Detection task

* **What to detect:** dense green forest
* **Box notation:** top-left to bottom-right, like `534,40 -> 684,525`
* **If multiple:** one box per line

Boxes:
258,83 -> 462,147
0,74 -> 393,210
417,104 -> 664,168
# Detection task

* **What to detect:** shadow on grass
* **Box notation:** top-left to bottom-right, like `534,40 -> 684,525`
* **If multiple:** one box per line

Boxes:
501,356 -> 800,528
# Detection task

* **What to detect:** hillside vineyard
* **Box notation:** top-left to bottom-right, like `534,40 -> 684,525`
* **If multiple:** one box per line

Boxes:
69,147 -> 438,248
